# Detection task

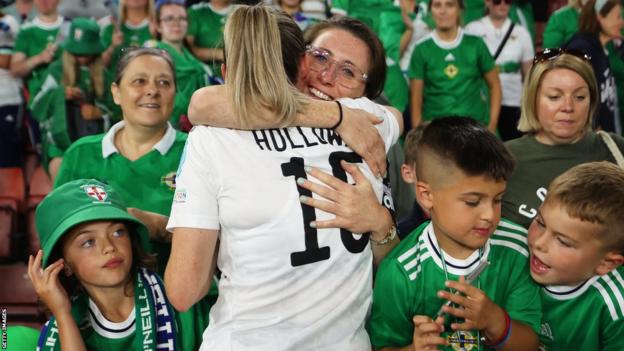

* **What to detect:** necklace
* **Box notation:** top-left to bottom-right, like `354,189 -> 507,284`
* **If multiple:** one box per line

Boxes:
439,248 -> 484,351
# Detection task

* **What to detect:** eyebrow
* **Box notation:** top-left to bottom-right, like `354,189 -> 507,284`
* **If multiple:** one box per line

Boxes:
536,210 -> 580,244
459,190 -> 505,197
318,46 -> 359,67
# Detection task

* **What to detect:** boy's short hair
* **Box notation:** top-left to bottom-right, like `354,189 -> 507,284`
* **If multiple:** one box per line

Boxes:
545,161 -> 624,252
403,122 -> 429,167
415,117 -> 516,183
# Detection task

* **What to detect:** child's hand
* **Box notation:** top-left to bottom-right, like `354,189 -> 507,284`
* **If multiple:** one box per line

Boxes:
411,315 -> 446,351
27,250 -> 72,316
65,86 -> 84,101
437,276 -> 507,338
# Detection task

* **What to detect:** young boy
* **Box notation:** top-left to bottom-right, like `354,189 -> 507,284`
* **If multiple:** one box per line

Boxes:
368,117 -> 541,350
527,161 -> 624,351
397,123 -> 429,239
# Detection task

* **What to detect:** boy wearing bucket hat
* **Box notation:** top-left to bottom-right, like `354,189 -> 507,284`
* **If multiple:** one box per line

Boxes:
28,178 -> 203,350
30,17 -> 111,177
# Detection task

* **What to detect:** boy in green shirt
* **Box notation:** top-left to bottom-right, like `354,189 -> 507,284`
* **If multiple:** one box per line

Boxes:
368,117 -> 541,350
527,162 -> 624,351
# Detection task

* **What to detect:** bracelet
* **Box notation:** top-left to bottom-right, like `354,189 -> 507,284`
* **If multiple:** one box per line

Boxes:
482,309 -> 512,349
331,100 -> 343,130
369,225 -> 397,245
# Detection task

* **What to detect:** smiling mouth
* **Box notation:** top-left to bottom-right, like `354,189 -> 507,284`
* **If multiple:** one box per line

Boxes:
139,103 -> 160,109
309,87 -> 332,101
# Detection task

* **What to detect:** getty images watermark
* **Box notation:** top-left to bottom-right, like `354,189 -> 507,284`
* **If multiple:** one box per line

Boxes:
1,307 -> 7,349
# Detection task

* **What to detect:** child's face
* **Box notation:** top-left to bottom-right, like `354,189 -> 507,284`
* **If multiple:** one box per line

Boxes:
62,221 -> 133,291
418,171 -> 505,258
528,200 -> 612,286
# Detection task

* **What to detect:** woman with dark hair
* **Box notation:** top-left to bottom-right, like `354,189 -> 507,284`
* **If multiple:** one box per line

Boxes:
165,5 -> 401,349
564,0 -> 623,133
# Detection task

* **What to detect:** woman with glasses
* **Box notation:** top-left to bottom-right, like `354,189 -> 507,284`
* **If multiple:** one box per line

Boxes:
409,0 -> 501,132
465,0 -> 533,141
564,0 -> 623,134
502,49 -> 624,229
145,0 -> 210,130
186,0 -> 232,82
165,5 -> 401,349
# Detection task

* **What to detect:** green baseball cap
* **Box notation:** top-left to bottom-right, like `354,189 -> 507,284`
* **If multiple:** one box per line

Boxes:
61,17 -> 105,56
36,179 -> 150,267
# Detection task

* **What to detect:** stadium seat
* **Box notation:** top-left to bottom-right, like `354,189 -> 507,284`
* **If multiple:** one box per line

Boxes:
0,263 -> 45,326
0,168 -> 25,259
26,166 -> 52,256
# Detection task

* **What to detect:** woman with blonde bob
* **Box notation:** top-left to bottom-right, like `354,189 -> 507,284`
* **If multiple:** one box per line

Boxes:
502,50 -> 624,229
165,5 -> 401,350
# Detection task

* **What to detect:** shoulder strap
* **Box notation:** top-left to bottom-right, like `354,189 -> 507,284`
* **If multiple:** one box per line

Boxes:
493,22 -> 515,61
597,130 -> 624,168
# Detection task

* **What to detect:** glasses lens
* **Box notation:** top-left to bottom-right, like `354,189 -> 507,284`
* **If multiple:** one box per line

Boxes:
306,46 -> 366,89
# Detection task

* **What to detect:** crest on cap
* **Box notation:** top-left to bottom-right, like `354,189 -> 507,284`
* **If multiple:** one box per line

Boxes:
74,28 -> 83,41
82,184 -> 108,202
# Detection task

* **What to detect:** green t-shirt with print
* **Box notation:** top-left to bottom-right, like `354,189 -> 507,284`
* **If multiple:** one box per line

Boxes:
408,31 -> 495,124
368,220 -> 541,350
538,267 -> 624,351
502,133 -> 624,229
14,17 -> 64,100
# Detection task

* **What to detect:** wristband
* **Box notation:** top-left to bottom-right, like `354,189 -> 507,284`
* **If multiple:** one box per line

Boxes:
482,308 -> 511,349
331,100 -> 343,130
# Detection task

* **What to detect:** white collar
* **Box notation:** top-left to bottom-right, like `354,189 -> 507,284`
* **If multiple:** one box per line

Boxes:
88,298 -> 136,339
32,15 -> 64,30
484,16 -> 511,31
432,28 -> 464,50
102,121 -> 177,158
543,275 -> 601,300
423,222 -> 491,277
124,18 -> 150,30
208,3 -> 232,16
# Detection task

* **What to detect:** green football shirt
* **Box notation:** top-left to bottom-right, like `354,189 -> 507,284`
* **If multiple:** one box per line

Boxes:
368,220 -> 541,350
538,267 -> 624,351
187,2 -> 231,79
54,122 -> 186,272
542,6 -> 579,49
330,0 -> 395,33
13,16 -> 64,100
408,30 -> 495,124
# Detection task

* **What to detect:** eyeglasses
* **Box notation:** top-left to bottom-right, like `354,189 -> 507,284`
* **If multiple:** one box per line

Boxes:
305,45 -> 368,89
533,48 -> 592,64
492,0 -> 512,5
160,16 -> 188,24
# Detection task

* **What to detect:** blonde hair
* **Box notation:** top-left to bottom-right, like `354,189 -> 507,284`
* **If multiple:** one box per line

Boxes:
120,0 -> 155,25
62,52 -> 106,99
545,161 -> 624,252
223,5 -> 306,128
518,53 -> 598,133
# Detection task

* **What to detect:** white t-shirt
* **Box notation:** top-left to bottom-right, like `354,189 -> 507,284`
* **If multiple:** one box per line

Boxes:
167,97 -> 400,351
465,17 -> 534,107
0,14 -> 22,106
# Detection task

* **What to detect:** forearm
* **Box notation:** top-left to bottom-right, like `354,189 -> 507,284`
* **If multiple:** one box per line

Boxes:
485,71 -> 502,131
399,29 -> 413,58
56,311 -> 87,351
189,85 -> 340,129
11,54 -> 40,77
498,321 -> 538,351
191,46 -> 223,62
410,80 -> 423,127
378,346 -> 411,351
164,228 -> 218,312
101,45 -> 116,67
369,206 -> 399,267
